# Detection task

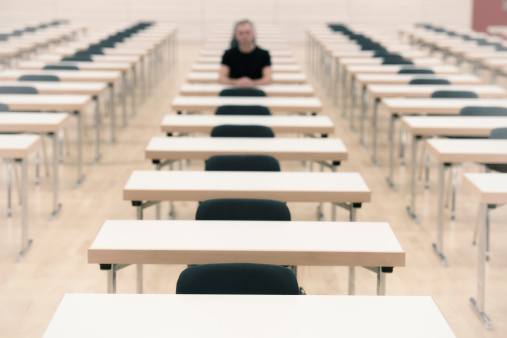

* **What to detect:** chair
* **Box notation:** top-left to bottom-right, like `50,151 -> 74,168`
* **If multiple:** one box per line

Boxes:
176,263 -> 300,295
196,198 -> 290,221
205,155 -> 280,172
398,68 -> 435,74
0,34 -> 9,41
86,46 -> 104,55
382,59 -> 414,65
409,78 -> 450,85
0,103 -> 9,111
215,105 -> 271,115
486,128 -> 507,173
0,86 -> 38,94
211,124 -> 274,138
62,55 -> 93,62
219,88 -> 266,97
19,75 -> 60,82
431,91 -> 478,98
373,50 -> 395,57
460,106 -> 507,117
43,65 -> 79,71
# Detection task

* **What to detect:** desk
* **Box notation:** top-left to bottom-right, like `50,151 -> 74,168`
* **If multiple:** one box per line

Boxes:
0,134 -> 40,260
195,56 -> 297,64
179,83 -> 314,97
380,98 -> 507,188
464,173 -> 507,330
0,113 -> 69,218
123,170 -> 371,223
426,139 -> 507,266
146,137 -> 347,169
171,96 -> 322,114
187,72 -> 307,84
0,69 -> 124,141
43,294 -> 454,337
200,49 -> 293,57
89,220 -> 403,295
0,94 -> 93,187
160,114 -> 334,136
191,63 -> 301,73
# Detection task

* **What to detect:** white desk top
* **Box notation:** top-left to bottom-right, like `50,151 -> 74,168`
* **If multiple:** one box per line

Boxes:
171,96 -> 322,113
0,94 -> 91,111
43,294 -> 454,338
192,63 -> 301,73
123,171 -> 371,203
349,65 -> 461,75
341,58 -> 442,67
464,173 -> 507,205
427,139 -> 507,163
187,72 -> 307,84
368,85 -> 506,98
160,114 -> 334,134
88,220 -> 403,266
0,134 -> 40,158
17,61 -> 131,72
203,43 -> 291,51
0,81 -> 107,95
382,98 -> 507,114
401,116 -> 507,136
200,49 -> 293,57
0,112 -> 69,133
0,70 -> 121,83
179,83 -> 315,97
356,74 -> 479,85
145,137 -> 348,162
195,56 -> 297,64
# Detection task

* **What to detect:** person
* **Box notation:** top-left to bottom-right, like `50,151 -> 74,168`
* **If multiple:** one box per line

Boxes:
219,19 -> 272,87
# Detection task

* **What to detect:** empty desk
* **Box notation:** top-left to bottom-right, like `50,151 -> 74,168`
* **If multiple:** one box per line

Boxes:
179,84 -> 315,97
187,72 -> 307,84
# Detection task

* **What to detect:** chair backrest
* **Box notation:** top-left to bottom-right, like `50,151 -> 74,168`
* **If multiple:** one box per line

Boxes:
380,54 -> 404,60
409,78 -> 450,85
0,34 -> 9,41
62,55 -> 92,62
196,198 -> 291,221
205,155 -> 281,172
19,74 -> 60,82
398,68 -> 435,74
430,90 -> 478,98
219,88 -> 266,97
459,106 -> 507,116
43,65 -> 79,70
215,105 -> 271,115
487,128 -> 507,173
176,263 -> 300,295
0,103 -> 9,111
0,86 -> 38,94
382,59 -> 414,65
24,27 -> 37,32
86,46 -> 104,55
211,125 -> 275,137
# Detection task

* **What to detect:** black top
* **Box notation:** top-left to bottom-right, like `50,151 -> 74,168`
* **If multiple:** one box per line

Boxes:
221,46 -> 271,80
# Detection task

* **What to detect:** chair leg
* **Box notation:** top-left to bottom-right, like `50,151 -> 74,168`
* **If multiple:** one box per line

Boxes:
486,208 -> 491,261
399,127 -> 407,165
7,161 -> 12,217
41,136 -> 49,178
13,161 -> 21,205
451,165 -> 458,220
424,150 -> 431,189
445,166 -> 452,208
64,127 -> 71,157
35,148 -> 40,185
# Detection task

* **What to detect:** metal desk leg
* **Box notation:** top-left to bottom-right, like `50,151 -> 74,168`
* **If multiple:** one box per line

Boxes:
360,85 -> 367,147
432,162 -> 448,266
470,202 -> 493,330
333,59 -> 339,106
107,265 -> 117,294
377,269 -> 386,295
17,158 -> 32,261
109,84 -> 116,144
136,205 -> 143,294
386,115 -> 397,191
49,133 -> 62,220
122,73 -> 128,128
371,98 -> 380,166
407,135 -> 419,223
341,68 -> 348,118
93,96 -> 101,164
350,76 -> 357,131
74,110 -> 85,188
141,57 -> 146,103
131,66 -> 137,117
348,206 -> 357,294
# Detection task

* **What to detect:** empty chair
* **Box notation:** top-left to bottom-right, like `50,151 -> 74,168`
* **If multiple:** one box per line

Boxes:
62,55 -> 92,62
486,128 -> 507,173
409,78 -> 450,85
43,65 -> 79,70
196,198 -> 290,221
373,50 -> 395,57
211,125 -> 274,138
74,51 -> 96,58
176,263 -> 300,295
0,86 -> 37,94
19,74 -> 59,82
398,68 -> 435,74
0,103 -> 9,111
205,155 -> 280,171
431,91 -> 478,98
0,34 -> 9,41
219,88 -> 266,97
382,59 -> 413,65
86,46 -> 104,54
380,54 -> 404,61
24,27 -> 37,32
460,106 -> 507,116
215,105 -> 271,115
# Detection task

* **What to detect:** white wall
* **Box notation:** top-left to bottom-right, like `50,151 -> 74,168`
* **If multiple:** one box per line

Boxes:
0,0 -> 472,42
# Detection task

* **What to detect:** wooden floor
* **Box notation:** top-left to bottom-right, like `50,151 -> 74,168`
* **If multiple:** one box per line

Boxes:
1,43 -> 506,338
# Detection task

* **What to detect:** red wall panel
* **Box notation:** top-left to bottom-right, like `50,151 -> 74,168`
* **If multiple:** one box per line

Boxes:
473,0 -> 507,32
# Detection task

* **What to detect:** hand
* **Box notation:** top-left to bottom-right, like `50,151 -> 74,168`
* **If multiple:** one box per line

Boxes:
235,77 -> 254,87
